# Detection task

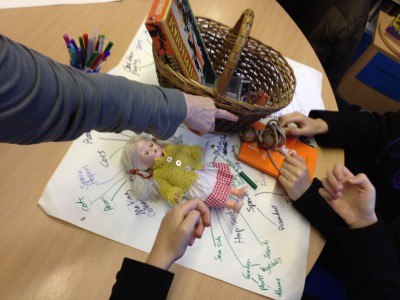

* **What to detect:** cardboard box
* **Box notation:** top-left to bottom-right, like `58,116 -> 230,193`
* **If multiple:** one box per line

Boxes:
337,11 -> 400,113
145,0 -> 216,84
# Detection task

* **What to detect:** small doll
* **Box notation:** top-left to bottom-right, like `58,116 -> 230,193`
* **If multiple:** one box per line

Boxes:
121,133 -> 248,212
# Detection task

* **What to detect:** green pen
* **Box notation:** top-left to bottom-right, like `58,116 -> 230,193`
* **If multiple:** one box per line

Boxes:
211,145 -> 257,190
104,41 -> 114,53
79,36 -> 86,65
86,51 -> 99,68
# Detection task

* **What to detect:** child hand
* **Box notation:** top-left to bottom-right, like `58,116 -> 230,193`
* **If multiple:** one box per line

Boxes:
319,164 -> 377,229
146,198 -> 211,270
278,111 -> 329,137
278,154 -> 312,201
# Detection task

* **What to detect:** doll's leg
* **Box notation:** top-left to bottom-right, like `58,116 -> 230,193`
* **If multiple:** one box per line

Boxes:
230,186 -> 249,199
225,198 -> 243,213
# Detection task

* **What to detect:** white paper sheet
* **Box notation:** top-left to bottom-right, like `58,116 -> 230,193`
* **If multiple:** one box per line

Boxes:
0,0 -> 120,9
38,23 -> 326,300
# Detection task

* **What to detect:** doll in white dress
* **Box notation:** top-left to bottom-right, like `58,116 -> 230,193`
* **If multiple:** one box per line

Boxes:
121,133 -> 247,212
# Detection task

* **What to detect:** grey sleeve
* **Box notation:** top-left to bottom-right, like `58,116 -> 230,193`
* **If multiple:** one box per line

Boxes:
0,34 -> 187,144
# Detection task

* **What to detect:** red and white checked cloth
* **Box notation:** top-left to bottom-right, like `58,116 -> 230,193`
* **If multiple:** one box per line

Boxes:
204,162 -> 234,208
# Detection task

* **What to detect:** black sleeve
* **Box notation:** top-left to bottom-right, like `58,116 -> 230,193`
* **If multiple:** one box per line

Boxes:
295,180 -> 400,299
293,178 -> 346,242
110,258 -> 174,300
309,110 -> 400,154
338,221 -> 400,300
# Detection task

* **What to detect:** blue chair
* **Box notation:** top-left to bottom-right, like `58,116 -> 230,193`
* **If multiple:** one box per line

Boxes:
302,262 -> 348,300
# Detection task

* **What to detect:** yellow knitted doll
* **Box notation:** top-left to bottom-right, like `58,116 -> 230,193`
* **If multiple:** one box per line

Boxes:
121,133 -> 247,212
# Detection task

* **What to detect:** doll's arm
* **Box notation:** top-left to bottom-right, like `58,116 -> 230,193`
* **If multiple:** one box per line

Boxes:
190,145 -> 203,159
157,178 -> 184,206
187,145 -> 203,169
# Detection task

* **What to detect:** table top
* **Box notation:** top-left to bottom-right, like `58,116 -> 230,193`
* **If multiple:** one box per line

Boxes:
0,1 -> 343,299
375,11 -> 400,62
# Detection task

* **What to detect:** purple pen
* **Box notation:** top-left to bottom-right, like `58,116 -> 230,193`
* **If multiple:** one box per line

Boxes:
63,34 -> 71,48
76,48 -> 83,69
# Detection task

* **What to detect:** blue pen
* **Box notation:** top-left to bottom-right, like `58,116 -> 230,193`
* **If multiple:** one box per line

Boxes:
211,145 -> 258,190
70,38 -> 79,51
69,46 -> 77,67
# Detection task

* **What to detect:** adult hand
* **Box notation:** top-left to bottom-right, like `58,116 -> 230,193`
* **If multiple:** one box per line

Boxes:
146,198 -> 211,270
278,111 -> 329,137
182,93 -> 238,135
318,164 -> 377,229
278,154 -> 312,201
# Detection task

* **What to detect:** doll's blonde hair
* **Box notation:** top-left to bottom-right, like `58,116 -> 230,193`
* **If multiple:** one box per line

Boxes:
121,133 -> 179,201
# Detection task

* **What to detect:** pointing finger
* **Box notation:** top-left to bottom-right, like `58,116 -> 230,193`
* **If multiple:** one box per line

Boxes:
215,109 -> 238,121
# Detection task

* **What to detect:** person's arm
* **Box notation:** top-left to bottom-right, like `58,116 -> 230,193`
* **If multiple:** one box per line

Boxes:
309,110 -> 400,153
110,198 -> 211,299
319,165 -> 400,299
338,221 -> 400,299
109,258 -> 174,300
279,110 -> 400,153
0,35 -> 185,144
0,35 -> 237,144
278,155 -> 345,241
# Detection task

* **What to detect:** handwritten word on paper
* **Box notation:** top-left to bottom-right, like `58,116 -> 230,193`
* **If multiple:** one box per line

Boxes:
39,126 -> 309,299
39,23 -> 327,299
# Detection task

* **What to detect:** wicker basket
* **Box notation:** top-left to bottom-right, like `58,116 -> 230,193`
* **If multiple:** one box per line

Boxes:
153,9 -> 296,133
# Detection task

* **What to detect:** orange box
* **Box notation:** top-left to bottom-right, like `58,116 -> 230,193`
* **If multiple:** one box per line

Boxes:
145,0 -> 215,84
238,121 -> 318,180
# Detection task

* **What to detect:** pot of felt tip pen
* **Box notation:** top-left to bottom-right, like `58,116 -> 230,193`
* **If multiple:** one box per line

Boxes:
63,31 -> 113,73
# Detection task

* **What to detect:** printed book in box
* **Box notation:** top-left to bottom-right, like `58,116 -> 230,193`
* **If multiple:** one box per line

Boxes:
238,121 -> 318,180
386,13 -> 400,40
145,0 -> 216,84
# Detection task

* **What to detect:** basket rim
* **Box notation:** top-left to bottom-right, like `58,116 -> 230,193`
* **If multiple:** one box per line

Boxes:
153,11 -> 297,118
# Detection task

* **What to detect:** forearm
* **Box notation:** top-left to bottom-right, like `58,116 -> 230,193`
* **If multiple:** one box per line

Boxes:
110,257 -> 174,299
0,35 -> 186,144
338,221 -> 400,299
309,110 -> 400,152
293,178 -> 346,241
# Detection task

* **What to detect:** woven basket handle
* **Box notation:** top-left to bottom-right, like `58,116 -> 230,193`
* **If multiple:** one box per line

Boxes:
216,9 -> 254,96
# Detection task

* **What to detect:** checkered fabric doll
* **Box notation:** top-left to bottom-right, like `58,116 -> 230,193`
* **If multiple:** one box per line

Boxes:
121,133 -> 247,212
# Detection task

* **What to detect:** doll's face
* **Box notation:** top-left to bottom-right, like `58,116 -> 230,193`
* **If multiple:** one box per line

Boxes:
136,139 -> 162,170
